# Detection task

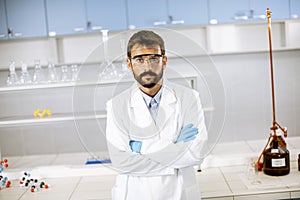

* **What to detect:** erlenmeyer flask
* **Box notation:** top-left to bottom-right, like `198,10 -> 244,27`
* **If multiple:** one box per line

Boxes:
7,61 -> 19,86
100,30 -> 118,80
32,60 -> 46,84
61,65 -> 70,82
119,38 -> 130,78
71,64 -> 79,81
47,61 -> 58,83
19,61 -> 32,84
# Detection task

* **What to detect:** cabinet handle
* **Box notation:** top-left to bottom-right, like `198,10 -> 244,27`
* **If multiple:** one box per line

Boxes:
91,26 -> 102,31
14,32 -> 23,37
73,27 -> 85,32
234,15 -> 248,20
171,20 -> 185,25
8,27 -> 13,37
128,25 -> 136,30
291,14 -> 298,19
49,31 -> 56,37
253,15 -> 266,19
209,19 -> 218,24
153,21 -> 167,26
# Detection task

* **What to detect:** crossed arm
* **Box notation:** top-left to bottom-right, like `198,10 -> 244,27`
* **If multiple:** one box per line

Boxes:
106,93 -> 207,176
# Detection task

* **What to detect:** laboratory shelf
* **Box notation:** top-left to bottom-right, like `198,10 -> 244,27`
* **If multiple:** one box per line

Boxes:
0,73 -> 197,92
0,112 -> 107,128
0,107 -> 214,128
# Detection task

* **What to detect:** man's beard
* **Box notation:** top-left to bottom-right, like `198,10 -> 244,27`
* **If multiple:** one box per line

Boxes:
133,69 -> 163,88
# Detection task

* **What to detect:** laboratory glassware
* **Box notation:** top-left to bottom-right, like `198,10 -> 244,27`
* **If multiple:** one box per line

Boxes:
119,38 -> 130,77
71,64 -> 79,81
100,30 -> 118,80
19,62 -> 32,84
7,61 -> 19,85
47,61 -> 59,83
263,137 -> 290,176
32,60 -> 46,84
60,65 -> 70,82
256,8 -> 290,176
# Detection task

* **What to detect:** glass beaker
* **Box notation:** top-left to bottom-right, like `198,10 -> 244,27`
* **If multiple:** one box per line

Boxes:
247,157 -> 261,185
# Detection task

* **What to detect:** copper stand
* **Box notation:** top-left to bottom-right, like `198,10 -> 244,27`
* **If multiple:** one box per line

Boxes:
256,8 -> 288,171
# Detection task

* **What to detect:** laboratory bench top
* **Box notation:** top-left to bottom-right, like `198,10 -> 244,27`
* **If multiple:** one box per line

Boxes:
0,137 -> 299,200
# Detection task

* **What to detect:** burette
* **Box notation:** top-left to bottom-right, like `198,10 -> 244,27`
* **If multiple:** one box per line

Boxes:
256,8 -> 288,170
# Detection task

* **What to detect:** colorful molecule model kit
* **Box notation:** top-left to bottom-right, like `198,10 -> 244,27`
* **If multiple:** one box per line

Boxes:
0,159 -> 50,193
0,159 -> 11,190
19,172 -> 49,193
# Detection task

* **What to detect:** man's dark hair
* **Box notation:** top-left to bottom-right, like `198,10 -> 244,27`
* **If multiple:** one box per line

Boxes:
127,30 -> 165,57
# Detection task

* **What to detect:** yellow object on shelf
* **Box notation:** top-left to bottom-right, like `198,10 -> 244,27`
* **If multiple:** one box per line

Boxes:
34,109 -> 52,118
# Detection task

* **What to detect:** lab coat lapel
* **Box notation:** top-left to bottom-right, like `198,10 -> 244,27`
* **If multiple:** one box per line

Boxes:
129,86 -> 159,140
156,84 -> 177,131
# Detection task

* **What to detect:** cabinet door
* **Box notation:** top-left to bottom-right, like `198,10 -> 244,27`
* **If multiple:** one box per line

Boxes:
250,0 -> 290,20
5,0 -> 47,38
46,0 -> 86,36
168,0 -> 208,26
0,0 -> 7,40
86,0 -> 127,32
290,0 -> 300,19
208,0 -> 250,24
127,0 -> 168,29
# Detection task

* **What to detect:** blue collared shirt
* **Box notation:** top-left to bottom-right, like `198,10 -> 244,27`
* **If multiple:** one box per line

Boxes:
140,86 -> 163,121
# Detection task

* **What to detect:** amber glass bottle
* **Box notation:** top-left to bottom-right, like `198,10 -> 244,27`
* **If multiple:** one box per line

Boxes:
263,138 -> 290,176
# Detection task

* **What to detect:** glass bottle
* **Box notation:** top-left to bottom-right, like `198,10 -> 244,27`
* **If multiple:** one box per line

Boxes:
47,61 -> 58,83
263,137 -> 290,176
6,61 -> 19,85
19,62 -> 32,84
32,60 -> 46,84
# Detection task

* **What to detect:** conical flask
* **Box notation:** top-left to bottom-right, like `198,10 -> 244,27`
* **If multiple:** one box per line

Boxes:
7,61 -> 19,85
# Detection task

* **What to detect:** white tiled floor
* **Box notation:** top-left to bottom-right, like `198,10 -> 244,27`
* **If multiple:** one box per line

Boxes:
1,137 -> 300,200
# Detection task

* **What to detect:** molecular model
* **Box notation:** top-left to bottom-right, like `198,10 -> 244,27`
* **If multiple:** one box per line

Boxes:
20,172 -> 49,193
34,108 -> 52,118
0,159 -> 11,189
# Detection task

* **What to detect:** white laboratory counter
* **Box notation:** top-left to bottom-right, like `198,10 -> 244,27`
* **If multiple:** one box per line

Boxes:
0,137 -> 299,200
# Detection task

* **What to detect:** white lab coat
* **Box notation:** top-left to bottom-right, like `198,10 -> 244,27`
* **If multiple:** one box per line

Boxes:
106,80 -> 208,200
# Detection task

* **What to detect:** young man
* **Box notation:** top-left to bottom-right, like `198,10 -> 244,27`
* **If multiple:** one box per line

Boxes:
106,30 -> 207,200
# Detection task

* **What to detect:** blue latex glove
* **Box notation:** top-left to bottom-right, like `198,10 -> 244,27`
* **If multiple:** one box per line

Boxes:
176,123 -> 198,143
129,140 -> 142,153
